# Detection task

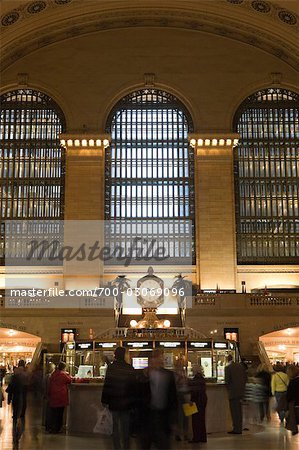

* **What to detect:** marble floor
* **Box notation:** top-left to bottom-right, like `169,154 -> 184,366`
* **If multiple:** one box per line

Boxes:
0,391 -> 298,450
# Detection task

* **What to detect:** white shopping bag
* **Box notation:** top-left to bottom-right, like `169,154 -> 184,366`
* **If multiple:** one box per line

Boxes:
93,406 -> 113,435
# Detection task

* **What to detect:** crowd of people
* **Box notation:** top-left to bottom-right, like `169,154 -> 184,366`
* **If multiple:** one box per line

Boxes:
1,351 -> 299,450
101,347 -> 208,449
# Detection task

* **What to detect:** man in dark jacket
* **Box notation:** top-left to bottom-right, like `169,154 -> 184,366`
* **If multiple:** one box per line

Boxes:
6,360 -> 29,448
225,355 -> 247,434
102,346 -> 136,450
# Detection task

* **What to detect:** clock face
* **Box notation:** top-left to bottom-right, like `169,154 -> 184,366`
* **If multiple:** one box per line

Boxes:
137,276 -> 164,308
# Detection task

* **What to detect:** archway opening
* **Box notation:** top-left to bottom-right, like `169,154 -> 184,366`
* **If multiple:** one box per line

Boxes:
259,327 -> 299,364
0,328 -> 41,370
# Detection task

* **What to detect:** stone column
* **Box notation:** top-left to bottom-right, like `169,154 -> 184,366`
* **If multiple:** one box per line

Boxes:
60,134 -> 110,290
190,134 -> 239,290
61,134 -> 109,220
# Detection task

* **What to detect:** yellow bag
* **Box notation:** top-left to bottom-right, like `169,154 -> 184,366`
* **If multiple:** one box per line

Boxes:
182,402 -> 198,416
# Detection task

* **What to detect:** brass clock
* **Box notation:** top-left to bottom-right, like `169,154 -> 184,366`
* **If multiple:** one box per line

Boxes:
136,267 -> 164,308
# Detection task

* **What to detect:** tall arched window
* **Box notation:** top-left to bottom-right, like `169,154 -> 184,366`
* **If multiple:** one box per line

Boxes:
105,89 -> 195,263
234,88 -> 299,264
0,89 -> 65,261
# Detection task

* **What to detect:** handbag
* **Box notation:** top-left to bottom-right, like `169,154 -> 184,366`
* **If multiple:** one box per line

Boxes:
182,402 -> 198,417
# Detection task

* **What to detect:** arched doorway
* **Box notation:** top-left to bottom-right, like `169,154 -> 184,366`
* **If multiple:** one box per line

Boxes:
0,328 -> 41,369
259,327 -> 299,364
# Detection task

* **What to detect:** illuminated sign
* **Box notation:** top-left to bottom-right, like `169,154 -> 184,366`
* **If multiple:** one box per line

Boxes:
76,342 -> 93,350
123,342 -> 153,349
188,341 -> 212,349
157,342 -> 184,348
213,342 -> 228,349
95,342 -> 118,349
224,328 -> 239,342
61,328 -> 76,343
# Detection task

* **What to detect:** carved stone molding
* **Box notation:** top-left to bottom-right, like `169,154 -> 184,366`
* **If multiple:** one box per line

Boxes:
1,6 -> 298,71
60,134 -> 110,150
189,133 -> 239,149
237,268 -> 299,273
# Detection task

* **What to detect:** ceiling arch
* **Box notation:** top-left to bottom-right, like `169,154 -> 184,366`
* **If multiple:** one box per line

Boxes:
1,0 -> 299,72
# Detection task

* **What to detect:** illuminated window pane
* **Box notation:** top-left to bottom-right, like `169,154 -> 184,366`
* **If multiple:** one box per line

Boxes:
0,89 -> 65,262
234,88 -> 299,264
105,89 -> 195,262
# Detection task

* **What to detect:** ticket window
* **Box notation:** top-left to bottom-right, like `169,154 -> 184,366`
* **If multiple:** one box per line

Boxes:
94,343 -> 118,377
187,342 -> 213,379
124,342 -> 154,369
155,342 -> 186,370
213,342 -> 235,382
74,342 -> 94,376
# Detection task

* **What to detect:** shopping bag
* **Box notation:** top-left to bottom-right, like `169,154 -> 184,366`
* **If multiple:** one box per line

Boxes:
93,407 -> 113,435
182,402 -> 198,416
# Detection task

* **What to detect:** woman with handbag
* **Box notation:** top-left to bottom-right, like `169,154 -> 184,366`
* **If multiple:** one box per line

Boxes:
271,364 -> 289,423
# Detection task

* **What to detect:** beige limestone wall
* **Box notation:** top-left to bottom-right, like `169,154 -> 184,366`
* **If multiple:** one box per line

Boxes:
1,305 -> 298,356
194,142 -> 237,289
1,27 -> 298,133
64,145 -> 105,221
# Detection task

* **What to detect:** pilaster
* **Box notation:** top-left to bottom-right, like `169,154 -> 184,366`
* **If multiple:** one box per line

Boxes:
190,134 -> 239,290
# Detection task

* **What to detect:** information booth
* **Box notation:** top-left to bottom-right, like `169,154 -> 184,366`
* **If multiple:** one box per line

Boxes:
65,268 -> 236,435
66,330 -> 236,435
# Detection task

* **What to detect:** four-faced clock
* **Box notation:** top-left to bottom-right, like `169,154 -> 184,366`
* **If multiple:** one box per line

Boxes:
137,268 -> 164,308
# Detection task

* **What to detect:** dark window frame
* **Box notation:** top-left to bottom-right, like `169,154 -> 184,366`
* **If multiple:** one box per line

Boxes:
0,89 -> 66,264
105,89 -> 196,264
233,88 -> 299,264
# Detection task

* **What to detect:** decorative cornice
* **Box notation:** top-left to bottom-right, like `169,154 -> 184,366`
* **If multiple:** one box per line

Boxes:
2,1 -> 298,29
60,134 -> 110,150
237,267 -> 299,273
1,5 -> 298,71
226,0 -> 298,27
189,133 -> 239,149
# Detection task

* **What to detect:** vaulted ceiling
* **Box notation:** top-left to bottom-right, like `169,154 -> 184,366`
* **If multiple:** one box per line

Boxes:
1,0 -> 299,72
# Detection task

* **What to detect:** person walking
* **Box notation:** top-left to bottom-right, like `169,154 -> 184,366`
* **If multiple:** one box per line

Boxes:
255,364 -> 271,422
48,362 -> 72,434
188,365 -> 207,443
225,354 -> 247,434
43,362 -> 56,432
6,360 -> 29,449
101,346 -> 136,450
271,363 -> 289,424
174,358 -> 189,442
148,349 -> 177,449
286,365 -> 299,435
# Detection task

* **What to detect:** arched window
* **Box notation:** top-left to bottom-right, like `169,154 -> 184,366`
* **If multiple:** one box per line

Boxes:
0,89 -> 65,261
234,88 -> 299,264
105,89 -> 195,263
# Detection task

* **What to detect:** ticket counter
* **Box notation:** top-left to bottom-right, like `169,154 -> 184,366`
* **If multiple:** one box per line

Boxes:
67,382 -> 231,435
65,334 -> 235,435
187,340 -> 235,381
69,337 -> 237,379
